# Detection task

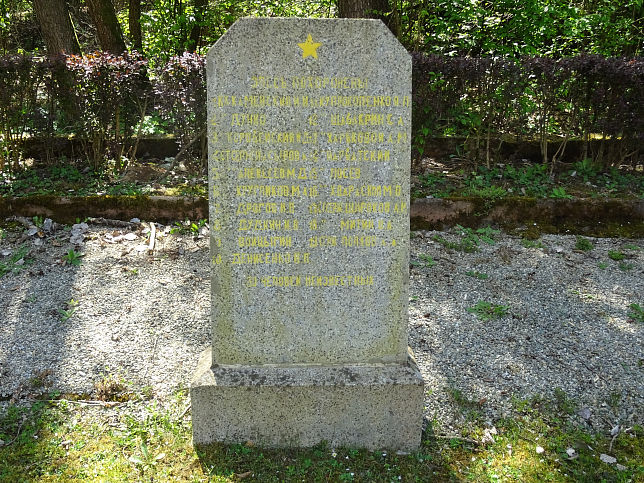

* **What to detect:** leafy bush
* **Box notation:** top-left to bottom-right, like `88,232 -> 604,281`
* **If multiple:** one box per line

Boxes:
65,52 -> 149,171
412,54 -> 644,170
0,55 -> 51,173
154,52 -> 206,167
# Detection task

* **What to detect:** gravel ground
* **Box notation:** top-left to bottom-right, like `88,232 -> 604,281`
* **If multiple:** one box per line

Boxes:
0,219 -> 642,435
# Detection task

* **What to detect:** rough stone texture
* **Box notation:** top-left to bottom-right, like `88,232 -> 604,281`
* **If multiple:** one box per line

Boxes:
192,17 -> 422,450
206,17 -> 412,366
192,348 -> 424,450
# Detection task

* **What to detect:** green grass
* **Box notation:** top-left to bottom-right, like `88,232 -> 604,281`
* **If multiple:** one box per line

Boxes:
627,303 -> 644,323
411,254 -> 436,268
521,239 -> 544,249
1,392 -> 642,482
465,270 -> 488,280
0,245 -> 31,277
468,301 -> 510,321
575,236 -> 594,251
608,250 -> 626,261
433,225 -> 500,253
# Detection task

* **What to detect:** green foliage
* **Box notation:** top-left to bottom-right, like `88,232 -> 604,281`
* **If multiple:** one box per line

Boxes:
433,225 -> 499,253
571,158 -> 599,183
170,218 -> 206,235
467,301 -> 509,320
1,391 -> 643,482
412,254 -> 436,268
399,0 -> 642,57
574,236 -> 593,252
608,250 -> 625,261
58,298 -> 78,322
627,303 -> 644,323
0,245 -> 30,277
521,239 -> 544,249
549,186 -> 573,199
465,270 -> 488,280
62,249 -> 83,266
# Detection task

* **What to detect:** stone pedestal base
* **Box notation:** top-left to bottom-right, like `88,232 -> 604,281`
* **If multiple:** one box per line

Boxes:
190,348 -> 424,450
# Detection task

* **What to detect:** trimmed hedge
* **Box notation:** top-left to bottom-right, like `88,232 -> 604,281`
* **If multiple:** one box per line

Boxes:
0,52 -> 641,172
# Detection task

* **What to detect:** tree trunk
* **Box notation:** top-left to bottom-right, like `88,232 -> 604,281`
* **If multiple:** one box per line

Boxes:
337,0 -> 397,37
86,0 -> 127,54
128,0 -> 143,52
187,0 -> 207,52
33,0 -> 81,56
338,0 -> 388,18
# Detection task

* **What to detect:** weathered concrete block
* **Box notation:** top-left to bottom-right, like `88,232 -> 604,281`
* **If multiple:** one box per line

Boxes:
192,348 -> 424,450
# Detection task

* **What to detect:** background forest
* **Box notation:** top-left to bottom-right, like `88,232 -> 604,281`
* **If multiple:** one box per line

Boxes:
0,0 -> 642,198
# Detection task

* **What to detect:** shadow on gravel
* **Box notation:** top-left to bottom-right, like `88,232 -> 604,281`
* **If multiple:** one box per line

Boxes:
410,234 -> 643,430
0,238 -> 77,400
1,224 -> 212,400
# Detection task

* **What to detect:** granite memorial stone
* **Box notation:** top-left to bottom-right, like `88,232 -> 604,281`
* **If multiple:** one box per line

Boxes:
191,17 -> 424,450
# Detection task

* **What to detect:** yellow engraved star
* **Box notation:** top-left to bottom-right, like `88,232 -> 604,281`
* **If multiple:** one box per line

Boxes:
298,34 -> 322,59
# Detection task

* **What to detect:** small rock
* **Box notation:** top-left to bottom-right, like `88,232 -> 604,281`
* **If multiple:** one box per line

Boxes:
70,233 -> 85,245
1,249 -> 11,256
26,227 -> 39,237
42,218 -> 53,232
600,454 -> 617,464
610,425 -> 620,436
536,445 -> 545,454
482,426 -> 497,444
123,233 -> 137,241
616,464 -> 626,471
130,218 -> 140,223
578,407 -> 591,420
566,448 -> 576,457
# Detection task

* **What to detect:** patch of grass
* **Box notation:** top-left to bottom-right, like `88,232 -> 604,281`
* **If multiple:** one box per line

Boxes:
521,239 -> 544,249
618,261 -> 634,271
598,261 -> 608,270
608,250 -> 625,261
0,392 -> 642,482
433,225 -> 500,253
627,303 -> 644,323
0,245 -> 32,277
411,254 -> 436,268
465,270 -> 488,280
0,245 -> 31,277
575,236 -> 594,251
467,301 -> 509,321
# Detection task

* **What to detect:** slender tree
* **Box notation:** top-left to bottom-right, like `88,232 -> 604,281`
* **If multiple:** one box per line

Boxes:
86,0 -> 127,54
187,0 -> 207,52
33,0 -> 82,55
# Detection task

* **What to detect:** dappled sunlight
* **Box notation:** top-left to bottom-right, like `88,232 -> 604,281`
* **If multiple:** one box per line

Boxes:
0,224 -> 211,401
410,230 -> 643,434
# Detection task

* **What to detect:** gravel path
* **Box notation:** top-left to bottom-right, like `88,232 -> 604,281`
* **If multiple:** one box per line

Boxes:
1,219 -> 642,434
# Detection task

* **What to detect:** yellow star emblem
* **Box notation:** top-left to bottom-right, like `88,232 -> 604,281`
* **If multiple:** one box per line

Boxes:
298,34 -> 322,59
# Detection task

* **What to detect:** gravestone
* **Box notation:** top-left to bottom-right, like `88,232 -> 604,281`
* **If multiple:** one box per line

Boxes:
191,17 -> 424,450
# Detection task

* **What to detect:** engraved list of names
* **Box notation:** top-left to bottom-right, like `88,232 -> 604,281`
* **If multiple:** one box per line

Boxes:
207,19 -> 411,366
